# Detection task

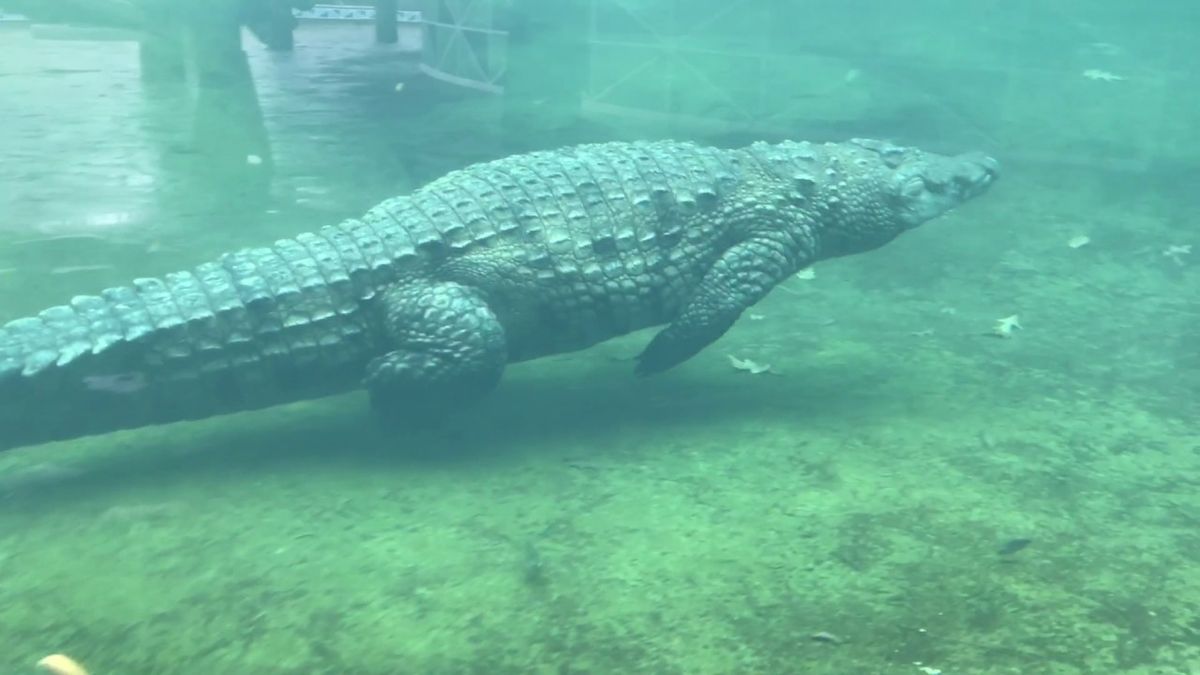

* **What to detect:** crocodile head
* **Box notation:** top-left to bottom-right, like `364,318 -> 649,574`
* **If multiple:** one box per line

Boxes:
879,142 -> 999,228
778,138 -> 999,258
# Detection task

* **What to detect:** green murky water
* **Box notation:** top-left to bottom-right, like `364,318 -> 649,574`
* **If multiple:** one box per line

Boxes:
0,2 -> 1197,673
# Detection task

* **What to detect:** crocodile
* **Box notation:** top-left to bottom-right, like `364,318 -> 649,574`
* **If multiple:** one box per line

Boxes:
0,138 -> 998,451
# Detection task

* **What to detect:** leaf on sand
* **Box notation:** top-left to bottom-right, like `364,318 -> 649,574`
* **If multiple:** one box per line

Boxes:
727,354 -> 772,375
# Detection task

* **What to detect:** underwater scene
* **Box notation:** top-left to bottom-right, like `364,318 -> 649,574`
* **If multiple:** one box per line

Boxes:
0,1 -> 1196,673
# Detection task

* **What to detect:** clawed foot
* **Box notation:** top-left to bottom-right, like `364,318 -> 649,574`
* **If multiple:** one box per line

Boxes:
634,326 -> 711,376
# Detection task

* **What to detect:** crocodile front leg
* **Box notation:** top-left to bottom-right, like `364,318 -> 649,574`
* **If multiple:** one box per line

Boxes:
365,281 -> 507,417
635,236 -> 806,375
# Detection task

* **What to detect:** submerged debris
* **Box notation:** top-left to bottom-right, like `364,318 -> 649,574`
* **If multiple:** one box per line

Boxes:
521,541 -> 547,586
810,631 -> 844,645
998,538 -> 1033,556
727,354 -> 772,375
36,654 -> 89,675
1066,234 -> 1091,249
989,314 -> 1022,339
795,267 -> 816,280
1086,42 -> 1123,56
1163,243 -> 1191,265
1082,69 -> 1124,81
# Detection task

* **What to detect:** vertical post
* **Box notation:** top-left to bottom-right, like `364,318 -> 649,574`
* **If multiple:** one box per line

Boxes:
138,4 -> 186,85
501,0 -> 589,146
376,0 -> 398,44
187,2 -> 273,207
244,0 -> 296,51
139,31 -> 187,84
187,2 -> 245,87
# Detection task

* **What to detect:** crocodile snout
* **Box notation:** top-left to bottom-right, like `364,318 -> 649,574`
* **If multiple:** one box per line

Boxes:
954,152 -> 1000,199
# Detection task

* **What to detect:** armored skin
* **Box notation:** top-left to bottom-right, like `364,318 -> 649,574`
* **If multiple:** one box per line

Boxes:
0,139 -> 998,450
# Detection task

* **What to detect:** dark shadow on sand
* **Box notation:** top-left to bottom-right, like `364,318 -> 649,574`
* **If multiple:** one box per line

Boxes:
0,357 -> 896,510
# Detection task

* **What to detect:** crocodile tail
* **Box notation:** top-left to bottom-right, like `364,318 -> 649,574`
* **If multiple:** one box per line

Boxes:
0,229 -> 381,452
0,292 -> 165,451
0,265 -> 264,451
0,273 -> 283,452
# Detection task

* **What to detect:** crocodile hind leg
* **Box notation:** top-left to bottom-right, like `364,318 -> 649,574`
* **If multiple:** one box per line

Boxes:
365,281 -> 507,419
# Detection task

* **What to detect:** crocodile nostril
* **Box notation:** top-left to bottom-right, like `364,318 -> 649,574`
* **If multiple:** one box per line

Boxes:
962,162 -> 997,187
982,156 -> 1000,177
972,156 -> 1000,182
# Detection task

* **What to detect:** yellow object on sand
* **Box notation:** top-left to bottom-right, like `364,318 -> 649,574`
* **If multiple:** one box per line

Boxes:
37,654 -> 89,675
